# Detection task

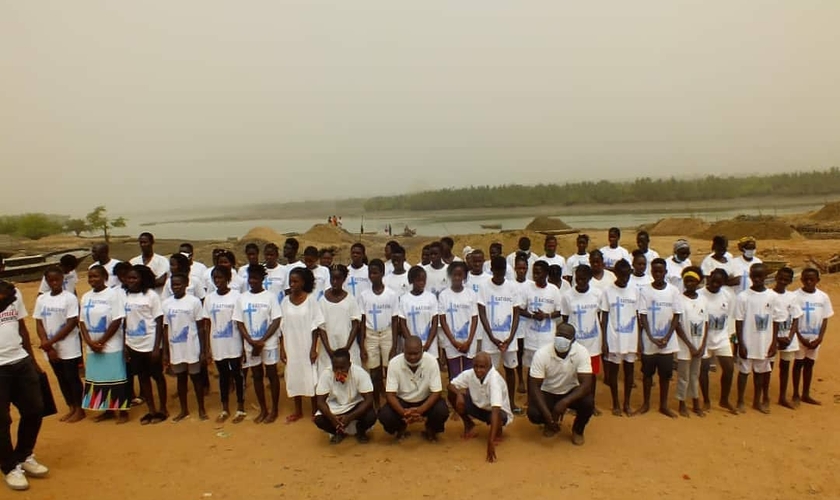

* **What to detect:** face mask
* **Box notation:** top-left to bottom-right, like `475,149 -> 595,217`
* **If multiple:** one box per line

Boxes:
744,249 -> 755,259
554,336 -> 573,354
406,359 -> 422,369
334,371 -> 348,384
674,255 -> 685,263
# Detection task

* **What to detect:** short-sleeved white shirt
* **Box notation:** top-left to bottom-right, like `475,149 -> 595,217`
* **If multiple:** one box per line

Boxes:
599,245 -> 632,270
564,253 -> 590,277
477,279 -> 522,353
162,294 -> 204,364
700,287 -> 735,351
383,272 -> 410,297
233,290 -> 283,350
520,282 -> 564,351
677,294 -> 707,360
665,256 -> 691,293
398,291 -> 439,357
89,259 -> 121,289
130,254 -> 170,295
599,284 -> 640,355
263,264 -> 288,305
450,368 -> 513,425
316,364 -> 373,415
385,352 -> 443,403
773,289 -> 803,352
422,264 -> 449,299
33,291 -> 81,360
529,342 -> 592,395
538,254 -> 566,276
795,288 -> 834,342
734,289 -> 775,360
638,284 -> 683,355
80,287 -> 125,353
700,256 -> 736,283
729,256 -> 762,295
437,287 -> 479,358
560,287 -> 603,356
590,270 -> 616,293
203,290 -> 243,361
39,270 -> 79,295
123,290 -> 164,352
359,288 -> 400,332
345,264 -> 372,299
0,295 -> 29,365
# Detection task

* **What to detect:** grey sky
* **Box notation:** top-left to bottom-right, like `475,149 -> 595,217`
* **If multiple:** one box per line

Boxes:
2,1 -> 839,216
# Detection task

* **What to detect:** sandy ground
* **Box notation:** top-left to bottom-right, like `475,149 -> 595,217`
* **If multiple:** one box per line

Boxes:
6,235 -> 840,500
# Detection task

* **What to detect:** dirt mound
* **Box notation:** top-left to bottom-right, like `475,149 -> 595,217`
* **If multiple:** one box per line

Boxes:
240,226 -> 286,244
524,216 -> 571,231
810,201 -> 840,221
648,217 -> 710,237
696,215 -> 802,241
301,224 -> 356,245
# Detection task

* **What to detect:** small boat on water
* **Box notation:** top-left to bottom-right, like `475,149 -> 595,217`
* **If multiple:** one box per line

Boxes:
0,248 -> 90,282
480,223 -> 502,230
536,229 -> 580,236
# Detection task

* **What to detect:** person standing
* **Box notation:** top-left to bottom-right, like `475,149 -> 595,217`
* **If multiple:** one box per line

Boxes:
89,243 -> 121,289
129,233 -> 170,296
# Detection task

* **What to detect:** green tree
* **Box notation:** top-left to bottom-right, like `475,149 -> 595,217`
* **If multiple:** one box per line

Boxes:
14,214 -> 64,240
64,218 -> 90,237
85,206 -> 127,243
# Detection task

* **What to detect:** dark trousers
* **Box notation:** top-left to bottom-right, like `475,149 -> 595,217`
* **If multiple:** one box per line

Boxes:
49,357 -> 83,407
0,357 -> 44,474
462,393 -> 509,425
314,403 -> 377,435
378,398 -> 449,435
215,358 -> 244,405
527,390 -> 594,435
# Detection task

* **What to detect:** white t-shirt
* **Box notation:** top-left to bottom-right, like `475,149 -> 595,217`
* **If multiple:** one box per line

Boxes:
599,245 -> 632,270
773,289 -> 803,352
129,254 -> 170,295
359,288 -> 400,332
319,294 -> 363,367
79,287 -> 125,353
316,364 -> 373,415
700,287 -> 736,351
398,291 -> 439,357
564,253 -> 590,277
734,289 -> 775,360
665,256 -> 692,293
309,265 -> 331,300
161,275 -> 206,302
560,287 -> 603,356
700,256 -> 736,282
450,368 -> 513,425
628,274 -> 652,296
538,254 -> 566,276
39,270 -> 79,295
285,261 -> 306,288
512,279 -> 533,340
89,259 -> 121,289
590,270 -> 616,293
0,295 -> 29,365
233,290 -> 283,350
638,284 -> 683,355
162,294 -> 204,364
529,342 -> 592,395
33,291 -> 81,360
422,264 -> 449,298
263,264 -> 288,305
795,288 -> 834,344
729,256 -> 763,295
477,279 -> 522,353
203,290 -> 243,361
385,352 -> 442,403
383,272 -> 410,297
677,294 -> 707,360
599,285 -> 639,355
520,282 -> 564,351
642,249 -> 660,271
345,265 -> 372,299
506,251 -> 539,280
123,290 -> 164,352
437,287 -> 479,359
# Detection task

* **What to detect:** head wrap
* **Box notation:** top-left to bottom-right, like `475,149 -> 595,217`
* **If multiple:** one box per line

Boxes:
673,239 -> 690,252
738,236 -> 756,247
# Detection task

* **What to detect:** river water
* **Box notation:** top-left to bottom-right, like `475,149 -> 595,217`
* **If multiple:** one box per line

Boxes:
121,202 -> 820,241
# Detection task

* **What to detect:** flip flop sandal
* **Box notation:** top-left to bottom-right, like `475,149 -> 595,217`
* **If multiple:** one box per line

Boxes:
232,411 -> 247,424
216,411 -> 230,423
140,413 -> 154,425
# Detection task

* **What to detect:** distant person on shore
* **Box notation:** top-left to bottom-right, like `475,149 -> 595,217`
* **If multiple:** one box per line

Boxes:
438,261 -> 479,379
477,256 -> 522,414
35,266 -> 84,423
506,237 -> 537,281
38,254 -> 79,296
422,242 -> 449,298
359,259 -> 399,408
527,323 -> 594,446
599,259 -> 638,416
730,236 -> 762,295
561,264 -> 603,415
314,348 -> 376,444
666,239 -> 692,292
701,236 -> 739,287
792,268 -> 833,406
674,267 -> 707,417
378,336 -> 448,442
635,231 -> 659,274
734,263 -> 775,414
345,243 -> 371,299
538,235 -> 565,274
238,243 -> 260,280
588,250 -> 615,292
90,243 -> 121,289
563,234 -> 590,281
383,245 -> 410,297
129,233 -> 169,296
447,352 -> 513,462
599,227 -> 631,271
771,267 -> 801,409
699,268 -> 737,413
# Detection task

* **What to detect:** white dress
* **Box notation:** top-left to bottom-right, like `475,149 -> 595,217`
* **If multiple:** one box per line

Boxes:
280,294 -> 325,398
318,294 -> 362,372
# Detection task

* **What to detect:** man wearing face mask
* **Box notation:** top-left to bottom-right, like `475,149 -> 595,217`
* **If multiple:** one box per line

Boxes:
730,236 -> 762,295
527,323 -> 594,445
314,348 -> 377,444
378,336 -> 448,442
665,239 -> 693,293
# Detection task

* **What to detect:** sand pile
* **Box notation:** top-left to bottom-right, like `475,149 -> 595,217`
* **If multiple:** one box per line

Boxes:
647,218 -> 710,237
301,224 -> 357,245
810,201 -> 840,222
524,216 -> 571,231
450,230 -> 580,262
240,226 -> 286,244
696,216 -> 802,241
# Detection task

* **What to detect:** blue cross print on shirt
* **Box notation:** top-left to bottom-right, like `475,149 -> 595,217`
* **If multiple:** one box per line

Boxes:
529,296 -> 552,333
347,276 -> 359,296
801,301 -> 818,335
613,297 -> 635,334
574,304 -> 600,340
690,321 -> 704,338
754,314 -> 770,332
446,302 -> 469,341
242,302 -> 259,336
487,295 -> 512,332
709,314 -> 727,331
368,303 -> 384,331
83,300 -> 96,328
407,306 -> 422,339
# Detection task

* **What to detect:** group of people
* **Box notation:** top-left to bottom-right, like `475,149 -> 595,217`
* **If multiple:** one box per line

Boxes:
0,228 -> 833,490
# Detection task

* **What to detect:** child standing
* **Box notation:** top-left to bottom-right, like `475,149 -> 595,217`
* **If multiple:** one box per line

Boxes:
38,254 -> 79,295
237,243 -> 260,279
35,266 -> 84,423
771,267 -> 802,409
263,243 -> 288,305
383,245 -> 410,297
730,236 -> 762,294
628,250 -> 651,294
345,243 -> 371,300
563,234 -> 590,281
358,259 -> 400,408
302,246 -> 330,300
638,258 -> 682,418
588,250 -> 616,293
699,268 -> 737,413
519,261 -> 564,386
674,267 -> 707,417
398,266 -> 440,358
423,241 -> 449,298
599,227 -> 631,271
734,263 -> 775,414
561,265 -> 603,415
162,273 -> 207,422
599,259 -> 639,416
792,268 -> 834,405
234,264 -> 282,424
318,266 -> 363,373
438,262 -> 479,379
666,239 -> 692,292
203,267 -> 246,423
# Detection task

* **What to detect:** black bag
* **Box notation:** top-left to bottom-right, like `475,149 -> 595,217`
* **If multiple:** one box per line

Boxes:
38,372 -> 58,417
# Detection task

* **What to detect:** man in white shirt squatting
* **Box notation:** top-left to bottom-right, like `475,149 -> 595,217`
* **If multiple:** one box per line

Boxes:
314,348 -> 377,444
527,323 -> 595,446
377,336 -> 449,442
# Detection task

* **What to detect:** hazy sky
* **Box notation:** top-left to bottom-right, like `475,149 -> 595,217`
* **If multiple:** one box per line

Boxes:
2,1 -> 839,216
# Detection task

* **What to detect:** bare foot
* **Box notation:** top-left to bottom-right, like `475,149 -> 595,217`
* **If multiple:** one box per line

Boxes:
421,429 -> 438,442
659,407 -> 678,418
779,399 -> 796,410
736,402 -> 746,414
752,401 -> 762,413
593,407 -> 602,417
757,403 -> 771,415
802,396 -> 821,405
703,401 -> 711,412
634,403 -> 650,416
623,405 -> 634,417
611,407 -> 622,417
679,407 -> 690,418
198,412 -> 209,421
94,411 -> 115,423
253,411 -> 268,424
264,412 -> 278,424
720,400 -> 737,414
59,409 -> 74,422
284,413 -> 302,424
116,412 -> 129,425
792,395 -> 801,407
66,409 -> 86,423
692,407 -> 706,417
173,412 -> 190,422
462,421 -> 477,439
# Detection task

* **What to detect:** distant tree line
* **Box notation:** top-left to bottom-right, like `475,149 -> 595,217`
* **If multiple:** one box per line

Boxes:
0,206 -> 125,241
362,168 -> 840,211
